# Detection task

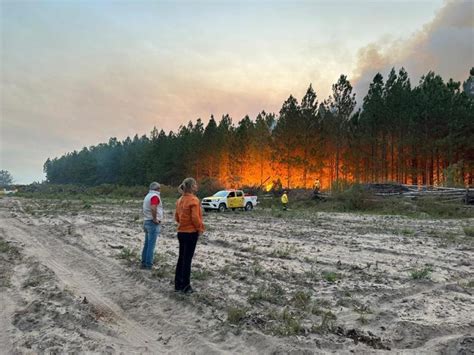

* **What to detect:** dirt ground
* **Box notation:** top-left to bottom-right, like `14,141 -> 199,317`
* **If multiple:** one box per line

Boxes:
0,196 -> 473,354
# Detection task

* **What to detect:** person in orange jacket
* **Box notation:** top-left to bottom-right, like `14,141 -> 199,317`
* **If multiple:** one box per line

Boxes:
174,177 -> 205,293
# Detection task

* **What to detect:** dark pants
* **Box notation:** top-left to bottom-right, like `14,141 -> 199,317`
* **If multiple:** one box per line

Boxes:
174,232 -> 199,291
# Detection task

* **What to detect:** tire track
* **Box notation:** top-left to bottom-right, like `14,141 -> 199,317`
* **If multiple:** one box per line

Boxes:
2,199 -> 260,354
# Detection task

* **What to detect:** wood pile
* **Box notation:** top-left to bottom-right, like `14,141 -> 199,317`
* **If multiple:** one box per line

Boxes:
364,183 -> 473,204
363,183 -> 410,195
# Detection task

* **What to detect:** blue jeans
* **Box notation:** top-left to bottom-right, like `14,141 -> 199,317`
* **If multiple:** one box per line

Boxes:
141,220 -> 160,268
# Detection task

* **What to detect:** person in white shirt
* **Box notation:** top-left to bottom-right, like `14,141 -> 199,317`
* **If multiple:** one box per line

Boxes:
141,182 -> 163,269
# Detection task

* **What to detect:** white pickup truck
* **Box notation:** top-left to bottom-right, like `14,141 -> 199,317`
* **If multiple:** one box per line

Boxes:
201,190 -> 258,212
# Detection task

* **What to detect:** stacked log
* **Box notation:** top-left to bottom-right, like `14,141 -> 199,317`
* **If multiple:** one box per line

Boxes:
363,183 -> 473,205
362,183 -> 410,195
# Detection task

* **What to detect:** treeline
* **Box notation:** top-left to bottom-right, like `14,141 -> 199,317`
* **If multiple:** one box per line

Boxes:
44,68 -> 474,189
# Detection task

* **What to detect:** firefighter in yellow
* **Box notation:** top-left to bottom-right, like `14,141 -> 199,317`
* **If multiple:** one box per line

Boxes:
313,178 -> 321,193
281,190 -> 289,210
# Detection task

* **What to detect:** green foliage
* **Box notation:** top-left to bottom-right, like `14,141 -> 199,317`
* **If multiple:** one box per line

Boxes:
249,261 -> 263,277
269,245 -> 296,259
227,306 -> 247,325
464,280 -> 474,288
444,163 -> 465,187
401,228 -> 414,236
41,68 -> 472,189
248,283 -> 286,305
290,290 -> 312,309
191,269 -> 212,281
353,303 -> 372,315
16,183 -> 176,199
152,265 -> 173,279
311,311 -> 337,334
0,170 -> 14,187
322,271 -> 341,283
271,307 -> 304,336
414,198 -> 471,219
332,184 -> 375,210
330,179 -> 354,193
0,239 -> 18,255
117,247 -> 138,263
410,265 -> 433,280
464,227 -> 474,237
256,190 -> 472,219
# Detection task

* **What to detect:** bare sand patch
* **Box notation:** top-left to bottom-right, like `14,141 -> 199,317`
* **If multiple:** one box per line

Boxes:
1,197 -> 473,353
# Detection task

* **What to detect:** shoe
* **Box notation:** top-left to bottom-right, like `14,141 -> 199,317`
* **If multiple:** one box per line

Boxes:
140,265 -> 152,270
183,285 -> 194,294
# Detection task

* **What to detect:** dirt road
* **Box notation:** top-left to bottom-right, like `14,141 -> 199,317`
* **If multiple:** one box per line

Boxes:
0,197 -> 473,354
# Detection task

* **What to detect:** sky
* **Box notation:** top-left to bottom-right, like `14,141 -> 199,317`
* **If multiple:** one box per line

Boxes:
1,0 -> 473,184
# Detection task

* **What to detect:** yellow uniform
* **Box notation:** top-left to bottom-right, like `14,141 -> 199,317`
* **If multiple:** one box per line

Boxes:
281,193 -> 288,210
314,180 -> 321,191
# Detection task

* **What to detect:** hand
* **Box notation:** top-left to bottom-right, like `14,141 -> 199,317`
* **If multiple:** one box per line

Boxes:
153,219 -> 161,225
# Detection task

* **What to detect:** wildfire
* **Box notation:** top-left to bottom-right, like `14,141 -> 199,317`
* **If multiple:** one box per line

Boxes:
264,182 -> 273,192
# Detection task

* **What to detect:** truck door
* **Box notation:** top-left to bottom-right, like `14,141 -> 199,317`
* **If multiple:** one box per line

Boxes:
236,190 -> 245,208
227,191 -> 236,208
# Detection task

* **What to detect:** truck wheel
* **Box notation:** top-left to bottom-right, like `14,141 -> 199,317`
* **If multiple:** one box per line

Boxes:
245,202 -> 253,211
218,203 -> 226,212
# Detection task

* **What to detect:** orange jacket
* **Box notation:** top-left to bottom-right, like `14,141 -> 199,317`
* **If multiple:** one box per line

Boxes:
175,193 -> 205,234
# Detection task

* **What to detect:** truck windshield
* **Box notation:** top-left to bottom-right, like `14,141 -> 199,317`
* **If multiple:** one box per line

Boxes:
213,191 -> 228,197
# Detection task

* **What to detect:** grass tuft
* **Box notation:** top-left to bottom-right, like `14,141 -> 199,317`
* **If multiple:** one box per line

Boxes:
322,271 -> 341,283
117,247 -> 138,262
463,226 -> 474,237
248,283 -> 285,305
271,307 -> 304,336
227,306 -> 247,325
410,265 -> 433,280
290,290 -> 312,310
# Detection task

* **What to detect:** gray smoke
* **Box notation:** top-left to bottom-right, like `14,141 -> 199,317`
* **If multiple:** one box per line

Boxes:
352,0 -> 474,103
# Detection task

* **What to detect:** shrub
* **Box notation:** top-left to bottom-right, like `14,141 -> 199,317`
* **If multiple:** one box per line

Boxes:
311,311 -> 337,334
249,261 -> 263,277
248,283 -> 285,305
291,290 -> 312,309
270,245 -> 296,259
410,265 -> 433,280
322,271 -> 341,283
153,265 -> 173,279
16,182 -> 177,200
117,247 -> 138,262
401,228 -> 414,236
191,269 -> 212,280
333,184 -> 375,211
227,306 -> 247,325
272,308 -> 304,336
463,226 -> 474,237
330,179 -> 353,193
0,239 -> 19,256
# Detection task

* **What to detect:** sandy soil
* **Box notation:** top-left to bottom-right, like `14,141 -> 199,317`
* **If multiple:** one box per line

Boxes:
0,197 -> 473,354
